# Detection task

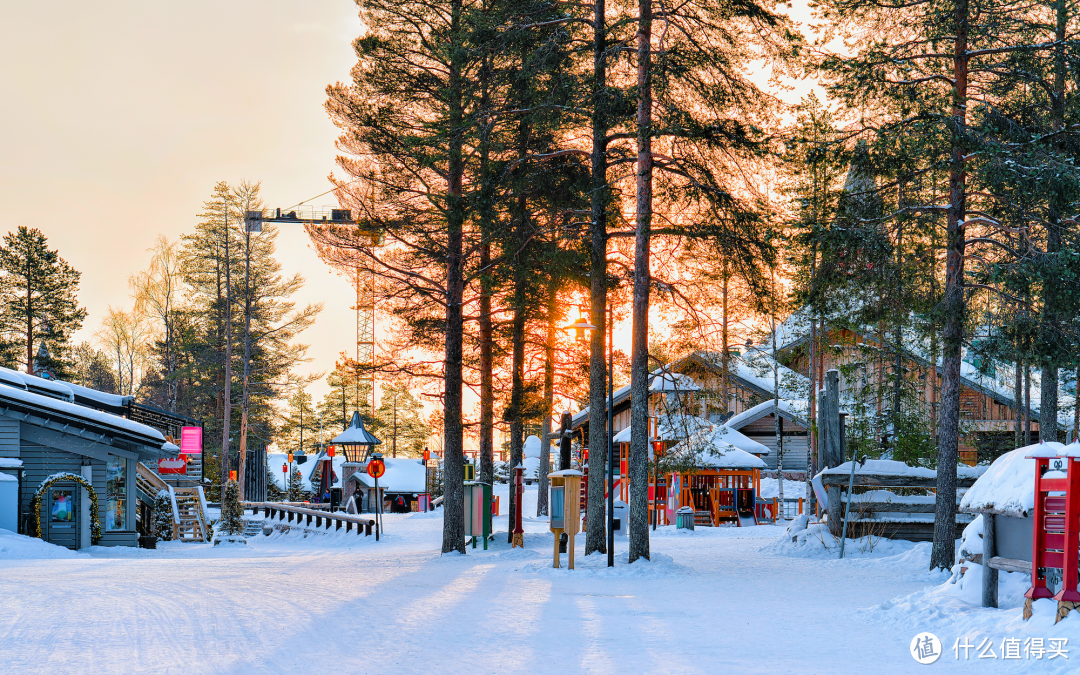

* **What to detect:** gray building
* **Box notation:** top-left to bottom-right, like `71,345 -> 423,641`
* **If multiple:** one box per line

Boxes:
0,367 -> 174,549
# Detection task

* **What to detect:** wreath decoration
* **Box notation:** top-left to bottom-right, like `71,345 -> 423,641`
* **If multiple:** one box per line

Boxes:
30,472 -> 103,544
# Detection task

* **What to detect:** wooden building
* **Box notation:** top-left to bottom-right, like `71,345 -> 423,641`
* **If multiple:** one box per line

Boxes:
0,367 -> 185,549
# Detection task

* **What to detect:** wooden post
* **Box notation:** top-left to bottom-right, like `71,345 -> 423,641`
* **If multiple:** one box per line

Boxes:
824,370 -> 843,535
982,513 -> 998,608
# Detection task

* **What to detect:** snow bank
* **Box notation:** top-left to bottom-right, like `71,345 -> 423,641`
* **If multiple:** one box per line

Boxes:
869,565 -> 1076,674
0,528 -> 84,560
762,523 -> 933,564
759,477 -> 807,499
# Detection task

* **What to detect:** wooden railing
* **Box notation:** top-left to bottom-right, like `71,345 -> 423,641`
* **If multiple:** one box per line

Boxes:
135,462 -> 207,542
243,502 -> 379,539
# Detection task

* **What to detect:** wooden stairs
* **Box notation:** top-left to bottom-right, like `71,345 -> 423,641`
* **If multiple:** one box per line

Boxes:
136,462 -> 209,542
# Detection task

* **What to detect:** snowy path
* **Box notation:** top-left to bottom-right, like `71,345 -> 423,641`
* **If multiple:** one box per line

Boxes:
0,487 -> 1059,674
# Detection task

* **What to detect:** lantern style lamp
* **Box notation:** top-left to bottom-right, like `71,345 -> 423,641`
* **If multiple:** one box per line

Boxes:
332,411 -> 383,463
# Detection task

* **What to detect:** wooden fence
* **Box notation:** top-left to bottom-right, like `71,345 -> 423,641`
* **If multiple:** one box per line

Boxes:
243,502 -> 378,538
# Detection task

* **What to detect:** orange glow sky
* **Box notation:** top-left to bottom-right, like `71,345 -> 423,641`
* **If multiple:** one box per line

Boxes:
1,1 -> 817,410
1,2 -> 364,399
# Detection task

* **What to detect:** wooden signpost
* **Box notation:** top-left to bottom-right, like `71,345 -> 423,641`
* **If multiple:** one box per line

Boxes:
549,469 -> 582,569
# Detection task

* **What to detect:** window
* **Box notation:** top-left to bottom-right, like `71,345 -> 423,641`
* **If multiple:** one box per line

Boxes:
51,489 -> 74,523
106,456 -> 127,531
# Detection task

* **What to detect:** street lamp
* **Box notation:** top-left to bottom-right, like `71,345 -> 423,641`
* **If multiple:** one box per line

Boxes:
564,305 -> 615,568
333,411 -> 383,514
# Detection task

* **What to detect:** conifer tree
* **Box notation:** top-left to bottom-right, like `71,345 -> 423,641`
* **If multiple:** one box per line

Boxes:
0,226 -> 87,377
219,479 -> 244,536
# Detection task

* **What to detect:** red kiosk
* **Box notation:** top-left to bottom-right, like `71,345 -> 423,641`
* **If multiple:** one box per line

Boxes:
1025,442 -> 1080,619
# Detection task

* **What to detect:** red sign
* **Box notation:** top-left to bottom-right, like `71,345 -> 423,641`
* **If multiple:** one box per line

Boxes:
327,445 -> 335,458
367,458 -> 386,479
180,427 -> 202,455
158,457 -> 187,475
423,450 -> 430,463
282,463 -> 288,474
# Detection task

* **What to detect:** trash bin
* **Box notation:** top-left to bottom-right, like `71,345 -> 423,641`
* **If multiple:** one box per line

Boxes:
676,506 -> 695,530
611,500 -> 629,536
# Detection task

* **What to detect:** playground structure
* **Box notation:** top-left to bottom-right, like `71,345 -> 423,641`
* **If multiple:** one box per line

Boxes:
665,468 -> 762,527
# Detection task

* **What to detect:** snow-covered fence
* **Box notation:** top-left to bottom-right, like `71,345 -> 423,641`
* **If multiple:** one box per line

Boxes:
243,501 -> 378,537
820,460 -> 983,541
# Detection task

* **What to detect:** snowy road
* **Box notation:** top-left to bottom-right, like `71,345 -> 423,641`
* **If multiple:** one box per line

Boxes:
0,487 -> 1068,674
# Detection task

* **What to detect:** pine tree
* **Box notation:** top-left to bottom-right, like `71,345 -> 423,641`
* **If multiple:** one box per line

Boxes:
153,489 -> 173,541
219,479 -> 244,536
0,226 -> 87,377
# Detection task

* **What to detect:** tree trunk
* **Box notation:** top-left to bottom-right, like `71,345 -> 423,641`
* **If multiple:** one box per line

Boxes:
585,0 -> 610,557
721,268 -> 729,418
237,229 -> 253,502
538,283 -> 557,517
477,52 -> 495,489
441,0 -> 467,555
479,242 -> 495,486
221,204 -> 234,504
1015,359 -> 1023,448
1039,0 -> 1066,445
628,0 -> 653,564
930,0 -> 969,571
508,287 -> 526,544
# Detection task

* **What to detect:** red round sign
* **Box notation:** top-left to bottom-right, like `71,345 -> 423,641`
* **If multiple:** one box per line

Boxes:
367,458 -> 386,479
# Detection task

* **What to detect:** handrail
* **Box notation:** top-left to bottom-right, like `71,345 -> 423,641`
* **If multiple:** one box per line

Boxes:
137,461 -> 168,491
167,485 -> 180,539
243,501 -> 379,538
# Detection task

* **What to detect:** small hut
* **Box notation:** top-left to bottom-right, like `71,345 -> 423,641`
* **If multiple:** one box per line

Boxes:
662,426 -> 767,527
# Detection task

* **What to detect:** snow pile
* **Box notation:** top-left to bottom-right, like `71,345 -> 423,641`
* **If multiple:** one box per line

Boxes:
523,435 -> 541,459
959,444 -> 1063,517
762,522 -> 932,563
0,528 -> 84,560
759,477 -> 807,499
957,514 -> 984,561
870,567 -> 1076,673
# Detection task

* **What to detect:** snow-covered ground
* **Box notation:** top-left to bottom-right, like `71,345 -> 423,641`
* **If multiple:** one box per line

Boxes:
1,485 -> 1074,674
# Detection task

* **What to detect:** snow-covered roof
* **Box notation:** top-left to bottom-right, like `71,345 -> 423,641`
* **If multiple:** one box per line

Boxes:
0,472 -> 16,482
612,415 -> 713,443
726,398 -> 810,429
65,381 -> 132,409
331,411 -> 382,446
710,425 -> 770,455
0,366 -> 74,402
348,458 -> 427,493
0,458 -> 23,468
960,441 -> 1075,517
771,307 -> 1078,429
649,372 -> 700,392
0,382 -> 164,444
669,426 -> 767,469
162,442 -> 180,453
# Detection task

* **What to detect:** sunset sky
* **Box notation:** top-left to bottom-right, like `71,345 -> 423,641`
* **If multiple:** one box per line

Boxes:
1,1 -> 364,399
1,1 -> 816,411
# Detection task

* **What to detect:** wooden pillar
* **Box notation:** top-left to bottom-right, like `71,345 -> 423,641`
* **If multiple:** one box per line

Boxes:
982,513 -> 998,608
824,370 -> 843,535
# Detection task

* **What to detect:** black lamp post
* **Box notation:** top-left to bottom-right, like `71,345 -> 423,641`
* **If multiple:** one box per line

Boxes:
564,306 -> 615,568
332,411 -> 383,513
